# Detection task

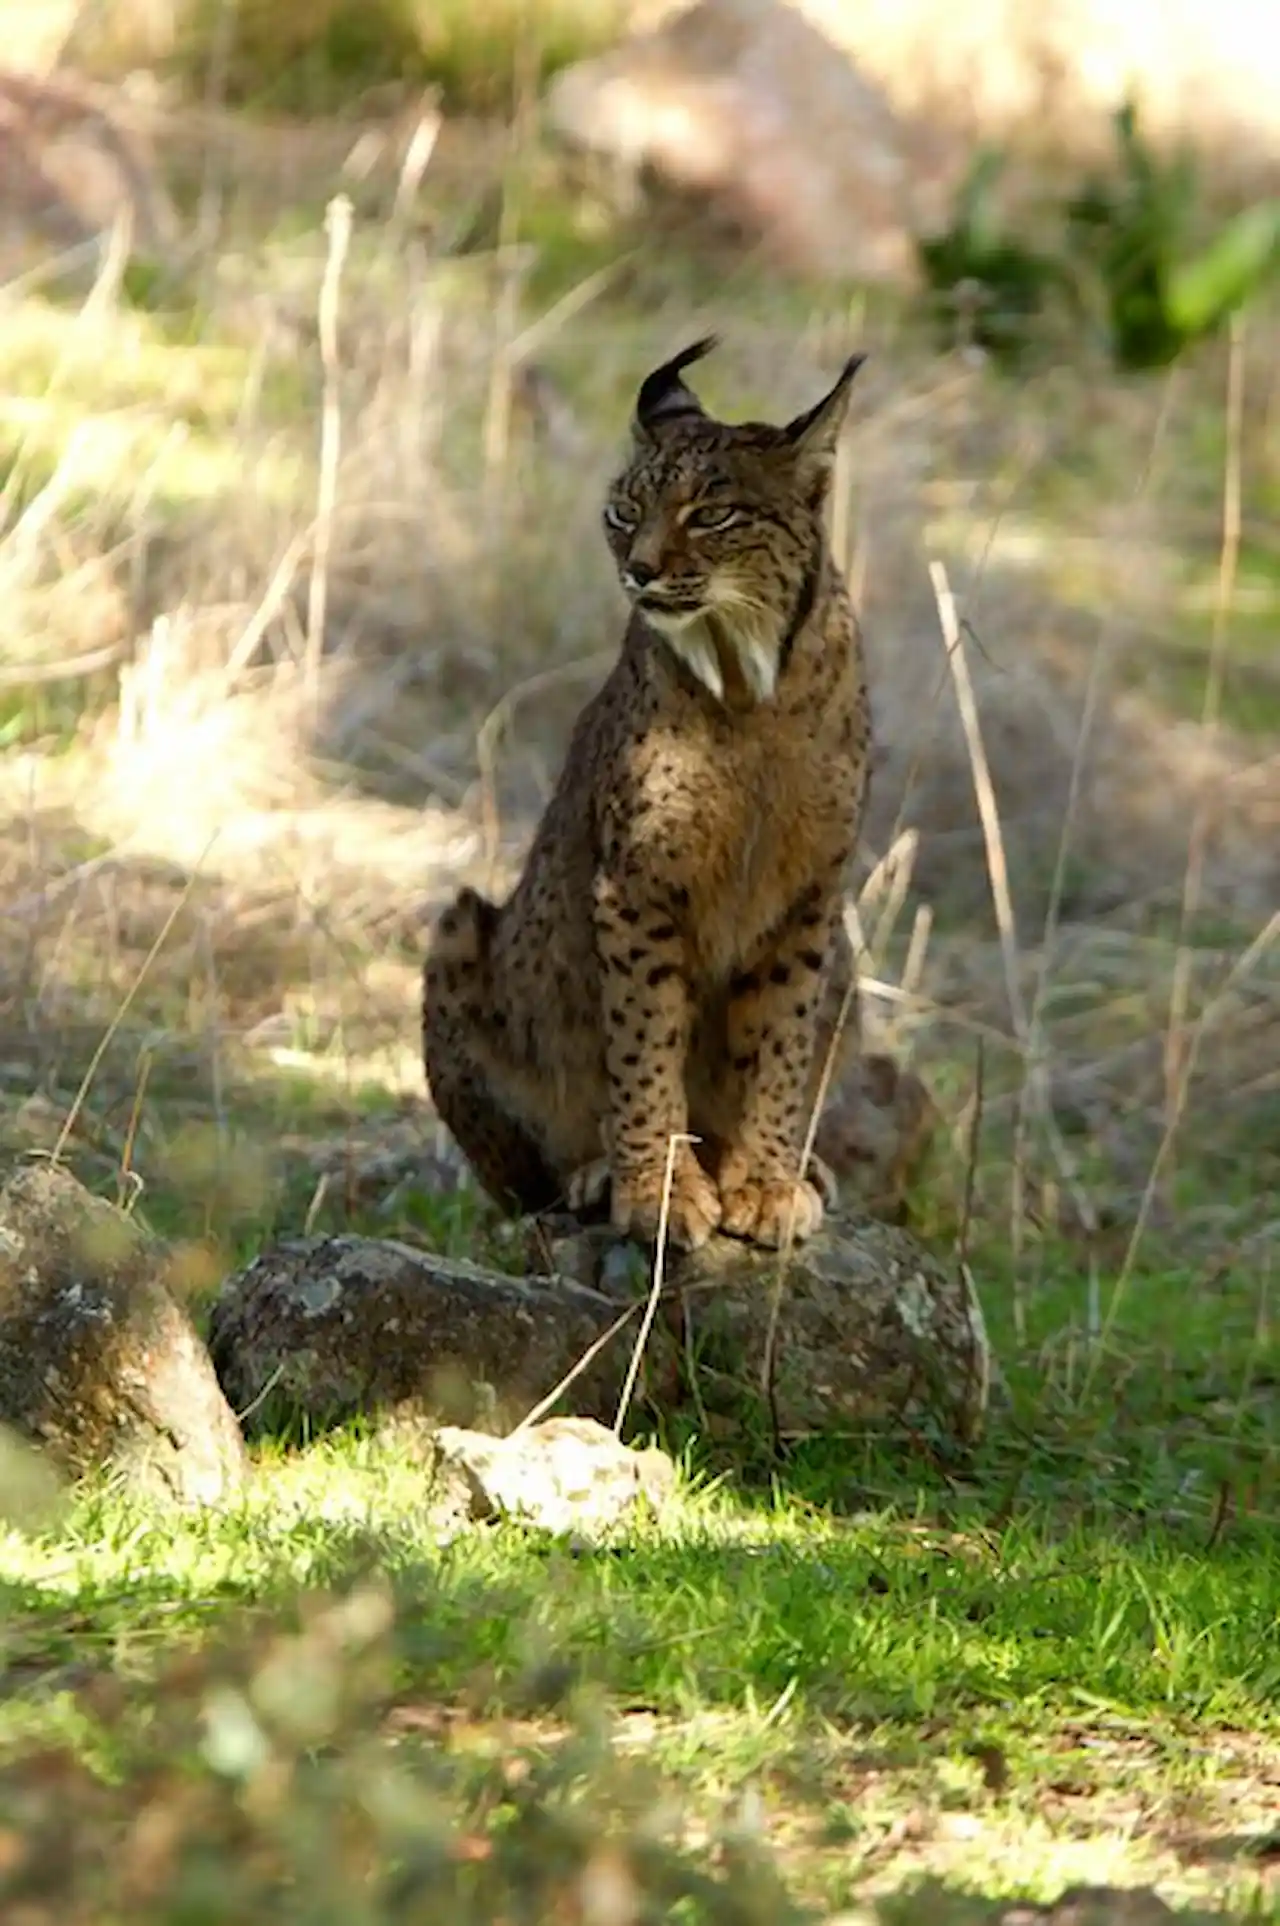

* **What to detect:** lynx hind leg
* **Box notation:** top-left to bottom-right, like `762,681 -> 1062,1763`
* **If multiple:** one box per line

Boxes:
791,918 -> 862,1211
422,888 -> 561,1216
806,921 -> 938,1217
813,1054 -> 940,1219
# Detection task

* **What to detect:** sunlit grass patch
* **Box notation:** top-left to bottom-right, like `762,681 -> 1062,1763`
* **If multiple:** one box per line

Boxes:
2,1415 -> 1279,1914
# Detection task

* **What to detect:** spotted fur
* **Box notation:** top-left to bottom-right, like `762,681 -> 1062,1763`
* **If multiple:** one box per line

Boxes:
423,337 -> 930,1250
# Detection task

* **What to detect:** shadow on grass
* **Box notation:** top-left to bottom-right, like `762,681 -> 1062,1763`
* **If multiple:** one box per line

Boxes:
5,1417 -> 1280,1716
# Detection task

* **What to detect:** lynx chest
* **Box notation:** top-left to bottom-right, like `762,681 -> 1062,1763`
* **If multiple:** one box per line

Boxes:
624,710 -> 858,984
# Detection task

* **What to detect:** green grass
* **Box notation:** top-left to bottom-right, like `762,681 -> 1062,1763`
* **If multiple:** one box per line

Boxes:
2,1385 -> 1279,1916
1,978 -> 1277,1917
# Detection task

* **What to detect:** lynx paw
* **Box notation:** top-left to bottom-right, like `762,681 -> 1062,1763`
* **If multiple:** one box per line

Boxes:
717,1174 -> 826,1247
611,1149 -> 722,1251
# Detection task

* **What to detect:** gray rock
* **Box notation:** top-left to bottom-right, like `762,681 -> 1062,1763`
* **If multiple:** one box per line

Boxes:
429,1417 -> 676,1536
528,1213 -> 992,1444
1003,1889 -> 1179,1926
207,1236 -> 637,1438
545,0 -> 954,284
0,1161 -> 247,1503
208,1216 -> 989,1449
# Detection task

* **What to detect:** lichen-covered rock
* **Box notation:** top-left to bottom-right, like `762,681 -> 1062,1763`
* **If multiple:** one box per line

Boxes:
0,1161 -> 247,1502
428,1418 -> 676,1537
532,1214 -> 992,1444
208,1215 -> 989,1450
689,1218 -> 990,1442
1003,1889 -> 1178,1926
207,1236 -> 641,1439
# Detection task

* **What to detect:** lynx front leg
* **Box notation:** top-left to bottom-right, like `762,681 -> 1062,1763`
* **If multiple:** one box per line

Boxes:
717,882 -> 842,1247
593,873 -> 722,1250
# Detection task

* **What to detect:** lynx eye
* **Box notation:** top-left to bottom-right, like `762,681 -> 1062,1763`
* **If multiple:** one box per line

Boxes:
604,501 -> 638,533
685,503 -> 741,532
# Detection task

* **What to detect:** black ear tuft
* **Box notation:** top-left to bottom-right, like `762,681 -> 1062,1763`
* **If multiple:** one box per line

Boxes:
634,334 -> 720,433
782,353 -> 867,453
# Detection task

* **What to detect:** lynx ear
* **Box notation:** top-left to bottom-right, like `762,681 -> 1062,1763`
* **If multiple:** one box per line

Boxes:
633,334 -> 719,438
782,353 -> 867,480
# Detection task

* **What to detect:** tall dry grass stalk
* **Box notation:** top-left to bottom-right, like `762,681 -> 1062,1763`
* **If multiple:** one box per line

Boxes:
613,1130 -> 693,1436
1164,320 -> 1245,1139
50,832 -> 221,1166
306,192 -> 353,723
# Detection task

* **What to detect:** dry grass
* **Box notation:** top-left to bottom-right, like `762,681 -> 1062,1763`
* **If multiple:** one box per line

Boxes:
63,0 -> 629,116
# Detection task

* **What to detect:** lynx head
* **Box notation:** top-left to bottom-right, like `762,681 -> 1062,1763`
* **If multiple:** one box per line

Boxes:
602,335 -> 865,703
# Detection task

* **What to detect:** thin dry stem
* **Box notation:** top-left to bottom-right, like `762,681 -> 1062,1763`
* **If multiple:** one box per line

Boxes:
930,556 -> 1035,1329
475,653 -> 613,886
861,828 -> 920,972
930,560 -> 1030,1052
302,1173 -> 331,1236
481,35 -> 539,507
391,101 -> 443,227
508,257 -> 636,367
235,1361 -> 287,1428
50,833 -> 221,1166
513,1299 -> 642,1437
224,532 -> 312,692
1083,907 -> 1280,1399
1012,367 -> 1180,1307
117,1045 -> 152,1200
899,903 -> 934,1023
306,194 -> 353,721
957,1037 -> 985,1272
0,643 -> 125,690
80,201 -> 132,323
758,963 -> 860,1422
614,1131 -> 693,1437
1165,319 -> 1244,1138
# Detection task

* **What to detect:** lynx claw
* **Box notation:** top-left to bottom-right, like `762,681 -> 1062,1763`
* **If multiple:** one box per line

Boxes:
803,1152 -> 839,1211
565,1157 -> 612,1215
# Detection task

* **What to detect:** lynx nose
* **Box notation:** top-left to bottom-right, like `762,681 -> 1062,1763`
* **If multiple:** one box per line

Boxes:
623,560 -> 660,592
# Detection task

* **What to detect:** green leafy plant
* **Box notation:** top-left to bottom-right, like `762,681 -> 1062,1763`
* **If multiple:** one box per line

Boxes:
919,104 -> 1280,373
916,148 -> 1070,366
1067,99 -> 1280,369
